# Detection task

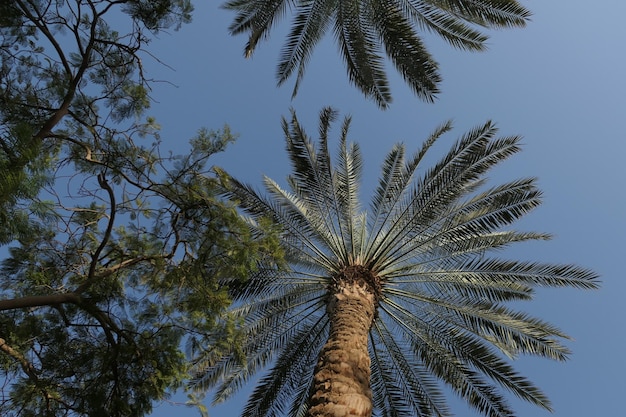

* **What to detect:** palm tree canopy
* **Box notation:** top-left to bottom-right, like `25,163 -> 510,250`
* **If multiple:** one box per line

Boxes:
197,108 -> 598,417
222,0 -> 532,108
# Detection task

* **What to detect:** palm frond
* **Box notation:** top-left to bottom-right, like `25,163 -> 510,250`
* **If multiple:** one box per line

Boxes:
427,0 -> 531,27
461,259 -> 600,290
450,334 -> 552,410
283,108 -> 350,262
334,0 -> 392,107
370,122 -> 515,272
387,264 -> 536,303
379,177 -> 545,272
226,0 -> 531,106
366,121 -> 452,259
383,289 -> 570,361
401,0 -> 488,50
370,320 -> 451,417
241,315 -> 328,417
206,287 -> 327,403
276,0 -> 336,96
379,300 -> 516,417
335,115 -> 365,262
223,0 -> 291,57
369,0 -> 441,101
265,176 -> 344,267
225,174 -> 337,270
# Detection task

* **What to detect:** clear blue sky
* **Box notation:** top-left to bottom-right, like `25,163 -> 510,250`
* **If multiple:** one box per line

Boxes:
147,1 -> 625,416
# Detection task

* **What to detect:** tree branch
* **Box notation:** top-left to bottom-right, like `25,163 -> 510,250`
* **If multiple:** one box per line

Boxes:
75,172 -> 116,295
0,337 -> 53,407
0,293 -> 81,311
0,337 -> 38,381
16,0 -> 100,142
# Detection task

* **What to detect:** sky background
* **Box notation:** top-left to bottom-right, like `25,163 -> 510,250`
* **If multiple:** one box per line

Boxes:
145,1 -> 625,416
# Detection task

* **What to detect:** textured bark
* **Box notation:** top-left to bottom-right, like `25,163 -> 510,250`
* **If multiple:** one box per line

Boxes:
307,278 -> 376,417
0,293 -> 81,311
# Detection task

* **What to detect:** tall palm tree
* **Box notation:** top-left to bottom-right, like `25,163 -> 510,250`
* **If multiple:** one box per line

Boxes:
222,0 -> 531,108
197,108 -> 598,417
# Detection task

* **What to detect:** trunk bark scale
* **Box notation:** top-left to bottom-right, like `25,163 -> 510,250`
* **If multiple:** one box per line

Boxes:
307,278 -> 376,417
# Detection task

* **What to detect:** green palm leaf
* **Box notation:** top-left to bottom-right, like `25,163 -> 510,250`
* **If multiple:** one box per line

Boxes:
333,0 -> 391,107
240,315 -> 327,417
368,0 -> 441,101
223,0 -> 532,107
370,320 -> 451,416
277,0 -> 336,97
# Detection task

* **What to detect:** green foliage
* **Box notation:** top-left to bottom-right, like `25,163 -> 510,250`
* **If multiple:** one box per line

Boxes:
223,0 -> 531,108
0,0 -> 195,237
0,2 -> 596,417
0,126 -> 282,417
123,0 -> 194,30
201,108 -> 599,417
0,2 -> 282,416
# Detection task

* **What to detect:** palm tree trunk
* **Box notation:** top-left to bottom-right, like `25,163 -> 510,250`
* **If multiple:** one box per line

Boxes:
307,278 -> 376,417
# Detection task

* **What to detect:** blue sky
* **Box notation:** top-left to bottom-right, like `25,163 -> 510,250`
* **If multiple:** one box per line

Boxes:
146,1 -> 625,416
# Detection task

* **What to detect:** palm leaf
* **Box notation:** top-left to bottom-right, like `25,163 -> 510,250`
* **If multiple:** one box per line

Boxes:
370,320 -> 451,417
366,121 -> 452,259
241,315 -> 328,417
206,286 -> 327,403
284,108 -> 349,262
369,0 -> 441,101
401,0 -> 488,50
225,0 -> 532,106
335,115 -> 365,262
223,0 -> 291,57
379,299 -> 517,417
333,0 -> 391,107
276,0 -> 336,97
428,0 -> 531,27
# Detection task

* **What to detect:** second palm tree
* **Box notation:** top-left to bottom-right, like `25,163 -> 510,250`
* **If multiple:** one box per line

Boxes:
224,0 -> 532,107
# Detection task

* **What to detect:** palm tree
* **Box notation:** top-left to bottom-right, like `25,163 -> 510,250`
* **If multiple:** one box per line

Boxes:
222,0 -> 531,108
197,108 -> 598,417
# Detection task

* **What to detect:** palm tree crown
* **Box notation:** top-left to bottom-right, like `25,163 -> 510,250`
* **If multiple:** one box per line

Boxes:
222,0 -> 532,108
197,108 -> 598,417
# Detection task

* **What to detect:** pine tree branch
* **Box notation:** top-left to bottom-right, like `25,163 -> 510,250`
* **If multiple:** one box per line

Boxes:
0,337 -> 54,406
15,0 -> 99,141
0,337 -> 38,381
0,293 -> 81,311
75,172 -> 116,295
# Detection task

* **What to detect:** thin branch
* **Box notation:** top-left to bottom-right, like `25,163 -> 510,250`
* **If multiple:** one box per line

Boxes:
75,172 -> 116,295
16,0 -> 72,75
0,337 -> 55,406
16,0 -> 100,142
0,337 -> 38,381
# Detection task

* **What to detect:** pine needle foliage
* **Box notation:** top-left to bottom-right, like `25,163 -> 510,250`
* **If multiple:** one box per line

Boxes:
0,2 -> 282,416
